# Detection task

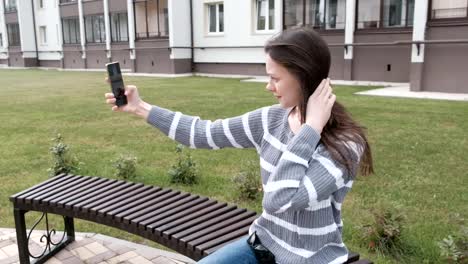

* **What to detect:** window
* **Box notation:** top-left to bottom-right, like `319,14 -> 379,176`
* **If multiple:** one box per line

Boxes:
40,26 -> 47,44
357,0 -> 414,29
207,2 -> 224,33
382,0 -> 414,27
85,14 -> 105,43
0,33 -> 3,47
284,0 -> 345,30
431,0 -> 468,19
7,23 -> 20,46
134,0 -> 169,39
256,0 -> 275,31
4,0 -> 17,12
111,13 -> 128,42
59,0 -> 77,4
62,17 -> 80,44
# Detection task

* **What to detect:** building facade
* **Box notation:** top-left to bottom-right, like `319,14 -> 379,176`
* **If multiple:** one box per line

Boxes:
0,0 -> 467,93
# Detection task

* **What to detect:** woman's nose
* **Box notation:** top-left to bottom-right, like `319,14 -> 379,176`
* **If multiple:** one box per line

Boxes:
266,82 -> 275,92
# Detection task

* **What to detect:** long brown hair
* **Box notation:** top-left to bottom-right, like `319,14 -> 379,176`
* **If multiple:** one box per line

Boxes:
265,27 -> 374,177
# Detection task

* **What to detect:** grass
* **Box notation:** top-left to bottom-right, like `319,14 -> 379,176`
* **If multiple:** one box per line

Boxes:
0,69 -> 467,263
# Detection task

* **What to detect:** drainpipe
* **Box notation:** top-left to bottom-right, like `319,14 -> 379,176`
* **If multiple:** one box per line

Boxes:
78,0 -> 86,66
127,0 -> 136,71
30,0 -> 39,65
189,0 -> 194,71
103,0 -> 111,60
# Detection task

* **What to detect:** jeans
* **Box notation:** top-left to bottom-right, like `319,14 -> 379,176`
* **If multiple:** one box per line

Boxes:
196,236 -> 258,264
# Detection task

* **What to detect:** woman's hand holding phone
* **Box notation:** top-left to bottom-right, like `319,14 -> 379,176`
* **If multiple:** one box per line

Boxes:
104,79 -> 152,120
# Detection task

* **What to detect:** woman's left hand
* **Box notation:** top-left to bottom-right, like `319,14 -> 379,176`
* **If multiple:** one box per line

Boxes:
305,78 -> 335,134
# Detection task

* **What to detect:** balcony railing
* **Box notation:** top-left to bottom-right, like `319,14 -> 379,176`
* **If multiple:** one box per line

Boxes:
59,0 -> 77,4
4,6 -> 17,12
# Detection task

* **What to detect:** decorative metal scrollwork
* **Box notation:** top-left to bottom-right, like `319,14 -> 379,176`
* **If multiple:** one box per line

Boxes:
26,213 -> 68,259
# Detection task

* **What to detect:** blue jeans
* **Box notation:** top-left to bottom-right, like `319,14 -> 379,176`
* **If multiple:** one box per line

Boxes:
196,236 -> 258,264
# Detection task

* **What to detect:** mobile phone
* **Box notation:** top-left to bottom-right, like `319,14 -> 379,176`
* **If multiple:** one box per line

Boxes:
106,62 -> 127,107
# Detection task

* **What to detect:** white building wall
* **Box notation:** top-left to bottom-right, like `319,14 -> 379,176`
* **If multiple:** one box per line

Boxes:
168,0 -> 191,59
34,0 -> 62,61
193,0 -> 282,63
17,0 -> 37,58
0,0 -> 7,59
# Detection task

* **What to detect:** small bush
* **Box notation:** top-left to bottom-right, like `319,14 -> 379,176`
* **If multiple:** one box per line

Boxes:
168,144 -> 198,185
112,154 -> 138,180
437,213 -> 468,263
360,206 -> 406,256
232,160 -> 262,200
47,134 -> 81,177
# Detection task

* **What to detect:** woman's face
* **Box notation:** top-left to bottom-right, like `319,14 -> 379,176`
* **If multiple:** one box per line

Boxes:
265,54 -> 302,109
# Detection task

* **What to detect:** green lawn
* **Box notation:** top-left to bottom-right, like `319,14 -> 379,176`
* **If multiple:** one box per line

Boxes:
0,69 -> 467,263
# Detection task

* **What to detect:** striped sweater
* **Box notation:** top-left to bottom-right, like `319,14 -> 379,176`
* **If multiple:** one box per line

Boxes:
146,104 -> 362,264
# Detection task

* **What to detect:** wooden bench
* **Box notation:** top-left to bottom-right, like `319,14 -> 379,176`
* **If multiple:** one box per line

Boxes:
10,173 -> 372,264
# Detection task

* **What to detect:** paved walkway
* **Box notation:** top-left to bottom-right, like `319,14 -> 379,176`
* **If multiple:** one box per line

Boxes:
242,77 -> 468,102
0,228 -> 195,264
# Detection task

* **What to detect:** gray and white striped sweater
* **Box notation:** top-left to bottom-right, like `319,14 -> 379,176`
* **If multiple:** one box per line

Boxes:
146,104 -> 361,264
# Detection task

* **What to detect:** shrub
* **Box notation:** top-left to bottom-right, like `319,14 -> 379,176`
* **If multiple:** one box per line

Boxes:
232,160 -> 262,200
47,134 -> 81,177
168,144 -> 198,185
437,213 -> 468,263
360,206 -> 406,256
112,154 -> 138,180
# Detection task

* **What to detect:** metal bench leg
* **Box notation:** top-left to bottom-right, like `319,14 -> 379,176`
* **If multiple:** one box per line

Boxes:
13,209 -> 75,264
14,208 -> 30,264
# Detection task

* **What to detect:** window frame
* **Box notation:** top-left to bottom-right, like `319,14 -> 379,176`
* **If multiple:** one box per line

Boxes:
84,14 -> 106,44
428,0 -> 468,26
39,26 -> 47,45
6,23 -> 20,46
255,0 -> 276,33
0,33 -> 3,48
4,0 -> 17,13
206,2 -> 224,35
62,17 -> 81,45
355,0 -> 415,33
110,12 -> 129,43
283,0 -> 346,32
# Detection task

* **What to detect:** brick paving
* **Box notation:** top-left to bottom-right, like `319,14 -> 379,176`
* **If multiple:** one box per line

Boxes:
0,228 -> 195,264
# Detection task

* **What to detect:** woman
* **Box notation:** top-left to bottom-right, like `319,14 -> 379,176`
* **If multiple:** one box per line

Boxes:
105,27 -> 373,264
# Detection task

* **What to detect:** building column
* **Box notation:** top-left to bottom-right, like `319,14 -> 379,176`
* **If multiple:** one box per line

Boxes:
17,0 -> 38,67
78,0 -> 87,68
168,0 -> 192,74
410,0 -> 428,92
343,0 -> 356,80
103,0 -> 111,61
0,0 -> 8,65
127,0 -> 136,72
56,0 -> 65,68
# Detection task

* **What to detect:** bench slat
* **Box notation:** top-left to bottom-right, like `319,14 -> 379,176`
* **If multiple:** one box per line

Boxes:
30,176 -> 92,205
75,181 -> 137,213
21,174 -> 79,204
93,185 -> 154,215
121,191 -> 185,224
47,177 -> 103,206
108,188 -> 170,220
161,203 -> 231,240
194,227 -> 250,258
87,183 -> 146,214
184,212 -> 256,249
62,178 -> 119,209
150,199 -> 218,234
36,176 -> 97,205
130,194 -> 196,226
175,208 -> 247,247
9,173 -> 67,202
138,196 -> 207,229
